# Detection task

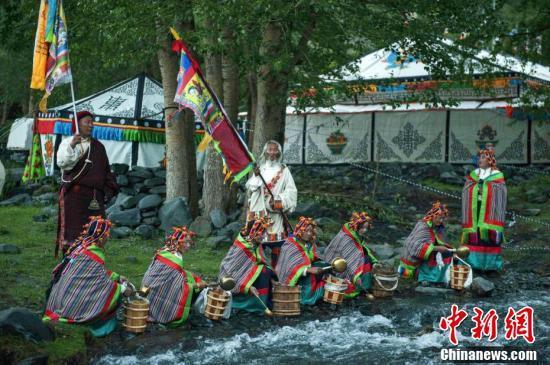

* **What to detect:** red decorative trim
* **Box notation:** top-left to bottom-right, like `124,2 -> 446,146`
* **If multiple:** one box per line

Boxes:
100,282 -> 118,315
466,244 -> 502,254
82,249 -> 104,265
257,288 -> 269,296
418,242 -> 432,260
175,271 -> 190,319
44,309 -> 59,321
156,254 -> 184,274
463,184 -> 475,229
285,238 -> 310,285
37,119 -> 56,134
234,240 -> 256,263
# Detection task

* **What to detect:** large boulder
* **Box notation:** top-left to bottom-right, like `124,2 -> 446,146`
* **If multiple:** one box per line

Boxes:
142,217 -> 160,226
138,194 -> 163,211
134,224 -> 154,240
189,216 -> 213,238
111,163 -> 129,175
0,193 -> 32,206
33,192 -> 58,205
121,193 -> 146,209
369,243 -> 397,260
470,277 -> 495,297
0,244 -> 21,254
153,169 -> 166,179
128,167 -> 153,179
149,185 -> 167,195
116,175 -> 129,187
108,208 -> 141,227
209,209 -> 228,229
143,177 -> 165,188
207,235 -> 230,250
0,307 -> 54,342
31,184 -> 55,197
159,197 -> 193,231
106,204 -> 122,215
110,226 -> 133,239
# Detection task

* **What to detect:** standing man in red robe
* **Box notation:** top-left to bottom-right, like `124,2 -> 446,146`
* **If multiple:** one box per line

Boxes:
56,111 -> 118,256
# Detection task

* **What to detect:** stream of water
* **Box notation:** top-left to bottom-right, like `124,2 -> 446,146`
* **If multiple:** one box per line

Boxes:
93,284 -> 548,364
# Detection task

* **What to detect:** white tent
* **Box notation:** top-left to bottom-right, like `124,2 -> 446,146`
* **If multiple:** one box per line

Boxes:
7,117 -> 34,150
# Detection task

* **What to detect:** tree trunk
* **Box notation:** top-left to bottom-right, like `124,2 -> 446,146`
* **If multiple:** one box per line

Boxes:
157,26 -> 199,216
202,39 -> 227,215
253,21 -> 289,157
221,29 -> 241,213
246,71 -> 257,150
1,101 -> 8,125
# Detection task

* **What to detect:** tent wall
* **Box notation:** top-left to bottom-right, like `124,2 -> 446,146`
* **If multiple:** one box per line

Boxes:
283,109 -> 547,165
7,118 -> 34,150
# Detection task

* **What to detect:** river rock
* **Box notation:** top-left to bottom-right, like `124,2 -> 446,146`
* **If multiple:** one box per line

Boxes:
0,193 -> 32,206
142,217 -> 160,226
141,210 -> 158,218
149,185 -> 166,195
207,235 -> 229,250
415,286 -> 455,295
122,194 -> 146,209
225,221 -> 243,237
31,184 -> 55,196
159,197 -> 192,231
190,216 -> 213,237
110,226 -> 133,239
111,163 -> 129,175
34,192 -> 57,205
369,243 -> 397,260
210,209 -> 228,229
108,208 -> 141,227
0,244 -> 21,254
128,167 -> 153,179
470,277 -> 495,297
106,204 -> 122,215
138,194 -> 162,210
154,169 -> 166,179
134,224 -> 154,239
144,177 -> 165,188
116,175 -> 129,187
0,307 -> 54,342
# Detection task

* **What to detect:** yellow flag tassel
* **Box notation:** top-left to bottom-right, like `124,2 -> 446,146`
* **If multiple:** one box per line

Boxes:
197,132 -> 213,152
38,93 -> 49,113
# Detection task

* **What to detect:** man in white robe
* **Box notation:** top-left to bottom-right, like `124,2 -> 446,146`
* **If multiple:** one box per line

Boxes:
245,141 -> 297,266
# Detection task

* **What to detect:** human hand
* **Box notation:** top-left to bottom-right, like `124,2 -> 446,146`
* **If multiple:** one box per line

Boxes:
119,275 -> 128,283
70,134 -> 82,148
253,166 -> 261,176
123,286 -> 134,297
249,286 -> 259,296
307,267 -> 323,275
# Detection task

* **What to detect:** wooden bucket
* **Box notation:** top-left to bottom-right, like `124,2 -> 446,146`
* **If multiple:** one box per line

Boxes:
323,275 -> 347,305
372,265 -> 398,298
272,282 -> 301,316
450,264 -> 470,290
204,288 -> 230,321
122,299 -> 149,333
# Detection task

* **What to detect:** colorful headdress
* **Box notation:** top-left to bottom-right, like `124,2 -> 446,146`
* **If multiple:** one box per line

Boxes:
164,226 -> 196,253
72,110 -> 93,134
478,148 -> 497,169
294,216 -> 317,241
422,201 -> 449,223
348,211 -> 373,231
243,217 -> 271,240
66,216 -> 111,255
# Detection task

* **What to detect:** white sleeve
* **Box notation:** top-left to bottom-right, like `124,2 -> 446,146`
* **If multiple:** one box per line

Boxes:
56,138 -> 81,171
245,175 -> 263,192
277,168 -> 298,213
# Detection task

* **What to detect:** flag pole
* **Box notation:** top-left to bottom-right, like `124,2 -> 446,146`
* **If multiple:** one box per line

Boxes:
69,78 -> 79,134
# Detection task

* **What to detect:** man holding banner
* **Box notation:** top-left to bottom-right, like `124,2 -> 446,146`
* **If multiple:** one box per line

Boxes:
245,140 -> 298,267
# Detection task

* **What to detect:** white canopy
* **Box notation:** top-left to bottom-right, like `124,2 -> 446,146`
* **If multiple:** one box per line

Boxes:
6,117 -> 34,150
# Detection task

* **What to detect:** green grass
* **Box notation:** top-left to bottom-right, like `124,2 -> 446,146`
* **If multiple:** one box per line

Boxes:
0,205 -> 227,364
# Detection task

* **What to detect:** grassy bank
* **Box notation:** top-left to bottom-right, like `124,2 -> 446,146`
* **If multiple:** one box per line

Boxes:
0,205 -> 226,364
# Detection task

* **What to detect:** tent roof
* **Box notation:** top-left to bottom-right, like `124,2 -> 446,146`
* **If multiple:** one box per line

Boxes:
51,73 -> 165,122
7,117 -> 34,150
329,40 -> 550,83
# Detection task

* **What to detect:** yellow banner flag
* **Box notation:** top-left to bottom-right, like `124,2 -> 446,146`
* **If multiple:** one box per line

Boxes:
30,0 -> 49,90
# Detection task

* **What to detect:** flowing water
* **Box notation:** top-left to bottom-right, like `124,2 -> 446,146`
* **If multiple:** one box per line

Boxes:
93,281 -> 548,364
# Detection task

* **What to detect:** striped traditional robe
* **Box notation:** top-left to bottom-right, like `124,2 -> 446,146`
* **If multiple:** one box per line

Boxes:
44,245 -> 122,323
141,249 -> 201,326
324,224 -> 378,295
461,169 -> 506,270
219,234 -> 269,294
398,221 -> 452,283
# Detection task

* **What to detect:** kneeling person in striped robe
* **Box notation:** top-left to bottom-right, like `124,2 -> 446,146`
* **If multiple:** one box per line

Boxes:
275,217 -> 327,305
324,212 -> 378,298
43,216 -> 133,337
218,218 -> 275,313
461,148 -> 506,272
142,227 -> 206,327
398,201 -> 453,285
